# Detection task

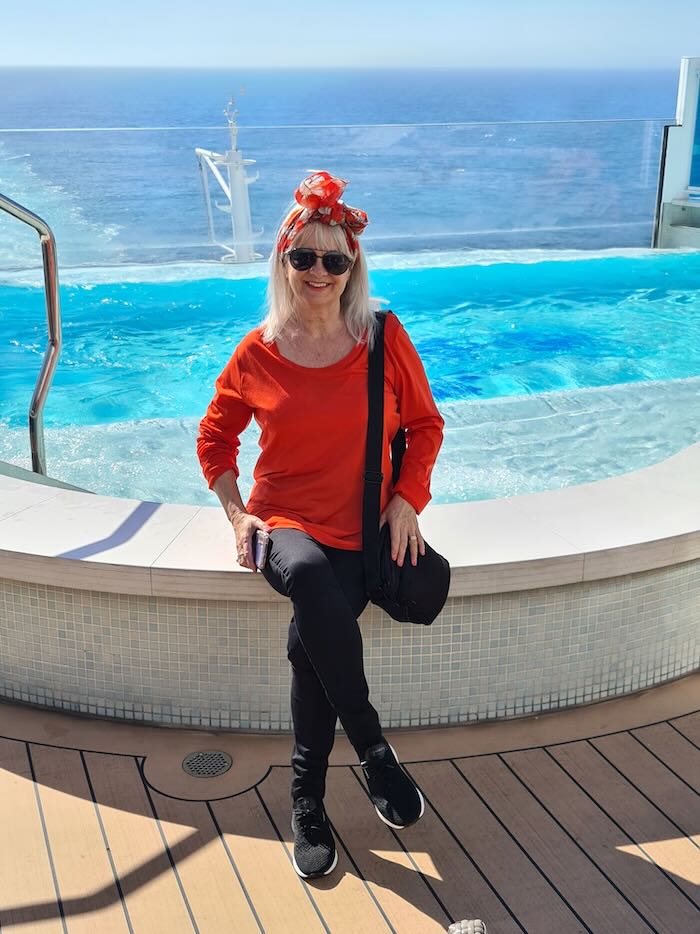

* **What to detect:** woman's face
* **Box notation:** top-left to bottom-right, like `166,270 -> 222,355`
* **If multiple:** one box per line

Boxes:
283,231 -> 353,312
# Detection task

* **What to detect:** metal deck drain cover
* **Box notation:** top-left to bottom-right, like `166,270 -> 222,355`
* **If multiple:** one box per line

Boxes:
182,750 -> 233,777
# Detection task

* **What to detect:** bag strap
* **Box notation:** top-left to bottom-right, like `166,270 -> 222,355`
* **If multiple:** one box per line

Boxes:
362,310 -> 406,597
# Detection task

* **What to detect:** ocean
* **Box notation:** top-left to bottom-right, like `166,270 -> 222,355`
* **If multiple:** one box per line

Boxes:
0,67 -> 679,268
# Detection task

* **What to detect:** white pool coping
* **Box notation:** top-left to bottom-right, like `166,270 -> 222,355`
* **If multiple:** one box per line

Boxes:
2,439 -> 700,599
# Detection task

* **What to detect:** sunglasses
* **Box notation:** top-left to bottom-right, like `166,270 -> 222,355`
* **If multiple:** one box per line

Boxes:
285,248 -> 353,276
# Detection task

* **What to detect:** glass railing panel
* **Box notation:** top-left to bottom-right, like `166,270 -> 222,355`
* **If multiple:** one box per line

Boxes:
0,118 -> 671,272
691,92 -> 700,189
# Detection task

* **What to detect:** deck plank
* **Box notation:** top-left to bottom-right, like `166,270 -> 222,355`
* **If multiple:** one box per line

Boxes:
380,764 -> 523,933
258,765 -> 395,933
0,737 -> 64,932
670,710 -> 700,751
325,765 -> 450,933
148,788 -> 262,933
504,745 -> 700,932
631,721 -> 700,792
454,753 -> 647,933
83,752 -> 195,933
550,740 -> 700,897
29,744 -> 130,934
591,730 -> 700,837
405,759 -> 582,933
211,787 -> 327,933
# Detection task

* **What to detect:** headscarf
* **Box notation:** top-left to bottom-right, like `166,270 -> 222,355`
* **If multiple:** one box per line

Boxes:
276,171 -> 369,255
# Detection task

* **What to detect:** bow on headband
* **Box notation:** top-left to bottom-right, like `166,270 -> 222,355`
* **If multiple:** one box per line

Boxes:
276,171 -> 369,254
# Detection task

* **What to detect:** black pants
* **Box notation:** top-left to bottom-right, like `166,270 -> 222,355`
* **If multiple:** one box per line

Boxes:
261,528 -> 383,801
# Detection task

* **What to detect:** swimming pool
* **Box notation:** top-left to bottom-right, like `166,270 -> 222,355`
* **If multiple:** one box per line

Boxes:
2,248 -> 700,504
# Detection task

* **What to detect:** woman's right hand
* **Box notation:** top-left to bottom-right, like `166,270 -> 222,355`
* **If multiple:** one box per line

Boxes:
228,508 -> 272,572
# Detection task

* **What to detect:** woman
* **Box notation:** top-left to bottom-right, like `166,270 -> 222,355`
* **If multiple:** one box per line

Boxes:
197,171 -> 444,879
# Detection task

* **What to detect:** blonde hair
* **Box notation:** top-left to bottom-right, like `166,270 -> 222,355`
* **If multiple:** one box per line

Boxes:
261,220 -> 380,349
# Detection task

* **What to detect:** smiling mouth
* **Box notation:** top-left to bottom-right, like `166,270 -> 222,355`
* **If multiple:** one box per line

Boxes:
305,282 -> 330,288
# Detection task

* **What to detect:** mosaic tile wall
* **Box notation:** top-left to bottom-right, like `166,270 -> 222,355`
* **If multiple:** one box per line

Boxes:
1,559 -> 699,729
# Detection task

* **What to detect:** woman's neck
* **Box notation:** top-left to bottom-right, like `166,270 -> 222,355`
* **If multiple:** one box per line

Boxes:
275,310 -> 357,368
291,305 -> 346,340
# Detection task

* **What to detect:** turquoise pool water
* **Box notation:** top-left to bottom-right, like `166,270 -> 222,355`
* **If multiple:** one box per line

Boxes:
3,250 -> 700,429
1,249 -> 700,504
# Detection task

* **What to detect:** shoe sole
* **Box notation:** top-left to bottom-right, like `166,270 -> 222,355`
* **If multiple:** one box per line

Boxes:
290,817 -> 338,879
372,743 -> 425,830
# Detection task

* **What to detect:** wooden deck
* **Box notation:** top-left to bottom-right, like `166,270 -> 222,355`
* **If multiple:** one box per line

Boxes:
0,674 -> 699,933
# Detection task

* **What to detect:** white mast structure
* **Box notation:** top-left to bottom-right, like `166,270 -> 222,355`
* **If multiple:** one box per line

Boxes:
195,100 -> 261,263
654,57 -> 700,248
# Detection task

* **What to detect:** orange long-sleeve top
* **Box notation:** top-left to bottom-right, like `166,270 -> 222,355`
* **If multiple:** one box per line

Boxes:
196,311 -> 444,551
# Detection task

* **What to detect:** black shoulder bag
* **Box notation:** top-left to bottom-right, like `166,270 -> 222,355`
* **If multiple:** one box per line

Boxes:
362,311 -> 450,626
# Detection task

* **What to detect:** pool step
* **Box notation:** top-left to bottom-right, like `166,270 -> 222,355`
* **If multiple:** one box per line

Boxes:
2,375 -> 700,504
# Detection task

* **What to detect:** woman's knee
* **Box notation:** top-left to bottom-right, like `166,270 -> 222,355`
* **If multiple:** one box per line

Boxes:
265,530 -> 329,598
283,551 -> 332,601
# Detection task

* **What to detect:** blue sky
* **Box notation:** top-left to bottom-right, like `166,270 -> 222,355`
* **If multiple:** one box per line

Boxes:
2,0 -> 698,68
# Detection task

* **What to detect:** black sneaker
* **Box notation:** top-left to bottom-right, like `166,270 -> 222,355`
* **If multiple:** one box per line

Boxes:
360,740 -> 425,829
291,796 -> 338,878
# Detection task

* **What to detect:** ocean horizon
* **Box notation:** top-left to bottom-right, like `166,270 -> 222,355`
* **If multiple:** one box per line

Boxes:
0,66 -> 678,128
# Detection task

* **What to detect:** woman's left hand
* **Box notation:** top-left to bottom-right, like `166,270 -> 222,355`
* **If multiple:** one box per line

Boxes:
379,494 -> 426,568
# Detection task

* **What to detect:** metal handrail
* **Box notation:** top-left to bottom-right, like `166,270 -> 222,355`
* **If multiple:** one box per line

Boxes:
0,192 -> 62,475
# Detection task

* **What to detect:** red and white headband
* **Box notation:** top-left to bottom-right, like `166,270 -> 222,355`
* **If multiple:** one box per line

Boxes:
276,171 -> 369,255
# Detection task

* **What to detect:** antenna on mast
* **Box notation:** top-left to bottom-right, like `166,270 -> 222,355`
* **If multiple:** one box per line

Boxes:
195,91 -> 261,263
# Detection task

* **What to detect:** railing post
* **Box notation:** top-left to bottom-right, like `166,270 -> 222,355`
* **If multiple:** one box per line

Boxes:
0,192 -> 62,476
